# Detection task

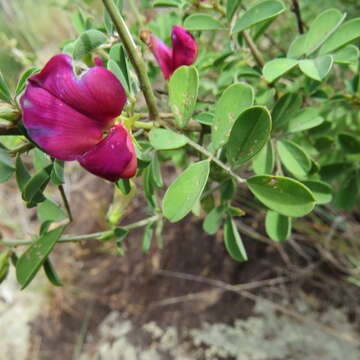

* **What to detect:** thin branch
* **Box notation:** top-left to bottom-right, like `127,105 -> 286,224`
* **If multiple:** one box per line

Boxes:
291,0 -> 305,34
242,31 -> 265,68
0,215 -> 159,247
102,0 -> 160,121
58,185 -> 73,222
155,269 -> 360,345
185,136 -> 246,183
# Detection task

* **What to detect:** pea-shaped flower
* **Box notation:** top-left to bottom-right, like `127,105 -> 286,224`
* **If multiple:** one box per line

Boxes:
141,25 -> 198,79
20,54 -> 137,182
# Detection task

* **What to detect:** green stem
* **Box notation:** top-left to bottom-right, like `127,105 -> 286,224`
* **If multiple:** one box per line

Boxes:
0,215 -> 160,247
58,185 -> 73,222
102,0 -> 159,121
186,137 -> 246,183
134,120 -> 154,130
242,31 -> 265,68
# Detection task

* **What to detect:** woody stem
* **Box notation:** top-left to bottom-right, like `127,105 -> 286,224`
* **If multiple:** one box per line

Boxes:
102,0 -> 160,121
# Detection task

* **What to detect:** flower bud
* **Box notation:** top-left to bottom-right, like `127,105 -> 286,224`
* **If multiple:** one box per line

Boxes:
0,103 -> 20,122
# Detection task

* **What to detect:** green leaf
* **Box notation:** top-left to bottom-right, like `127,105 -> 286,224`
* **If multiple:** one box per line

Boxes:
265,210 -> 291,242
319,18 -> 360,55
271,93 -> 302,131
247,175 -> 316,217
212,83 -> 254,149
43,258 -> 63,287
287,108 -> 324,133
15,155 -> 30,192
142,223 -> 154,253
163,160 -> 210,222
72,10 -> 87,33
169,66 -> 199,128
50,160 -> 65,185
184,14 -> 225,31
195,112 -> 214,126
151,152 -> 163,188
22,165 -> 52,205
149,128 -> 188,150
232,0 -> 285,33
263,58 -> 298,83
16,225 -> 66,289
73,29 -> 107,60
203,206 -> 224,235
15,67 -> 40,96
299,55 -> 333,81
220,179 -> 236,202
0,70 -> 12,103
338,133 -> 360,154
114,227 -> 129,255
223,217 -> 247,262
252,140 -> 274,175
334,171 -> 359,211
107,59 -> 130,94
320,162 -> 351,182
302,180 -> 332,204
116,178 -> 131,195
143,165 -> 156,209
287,34 -> 307,59
32,148 -> 51,171
0,148 -> 14,183
227,106 -> 271,165
153,0 -> 181,7
37,199 -> 67,223
277,139 -> 311,178
333,45 -> 360,64
0,250 -> 10,284
304,9 -> 346,55
109,44 -> 130,91
227,0 -> 242,21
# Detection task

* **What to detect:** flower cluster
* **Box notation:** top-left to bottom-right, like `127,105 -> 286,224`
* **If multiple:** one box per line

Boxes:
20,54 -> 137,182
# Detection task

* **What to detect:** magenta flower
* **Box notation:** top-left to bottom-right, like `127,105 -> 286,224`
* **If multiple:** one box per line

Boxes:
20,54 -> 137,182
141,25 -> 198,79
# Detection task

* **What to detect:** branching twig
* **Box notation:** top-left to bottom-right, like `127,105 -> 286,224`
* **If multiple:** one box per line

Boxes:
0,215 -> 159,247
155,269 -> 360,345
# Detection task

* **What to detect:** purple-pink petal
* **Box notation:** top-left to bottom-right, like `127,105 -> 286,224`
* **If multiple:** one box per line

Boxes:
28,54 -> 126,129
171,26 -> 198,70
21,84 -> 103,161
141,30 -> 174,80
78,124 -> 137,182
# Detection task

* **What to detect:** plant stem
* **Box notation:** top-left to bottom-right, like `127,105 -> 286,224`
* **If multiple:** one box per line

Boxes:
0,215 -> 160,247
291,0 -> 305,34
102,0 -> 159,121
58,185 -> 73,222
134,120 -> 154,130
242,31 -> 265,68
186,137 -> 246,183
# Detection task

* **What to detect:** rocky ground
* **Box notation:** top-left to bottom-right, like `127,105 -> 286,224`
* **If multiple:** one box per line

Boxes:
1,163 -> 360,360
